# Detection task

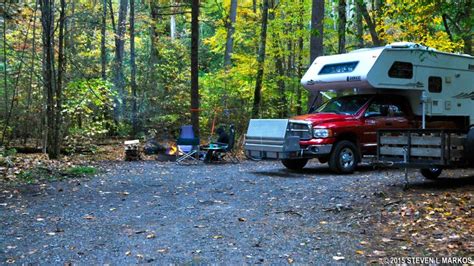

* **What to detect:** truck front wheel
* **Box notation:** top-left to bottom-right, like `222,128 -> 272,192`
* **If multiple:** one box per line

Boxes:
282,159 -> 308,170
420,168 -> 442,180
329,140 -> 359,174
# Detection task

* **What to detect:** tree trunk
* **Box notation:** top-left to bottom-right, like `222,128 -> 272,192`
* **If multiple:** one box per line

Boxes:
147,0 -> 160,104
269,0 -> 287,118
2,9 -> 8,127
252,0 -> 269,118
101,0 -> 107,80
337,0 -> 346,54
130,0 -> 138,137
354,0 -> 364,48
296,0 -> 304,115
309,0 -> 325,111
224,0 -> 238,68
357,0 -> 381,46
113,0 -> 128,123
310,0 -> 324,63
170,14 -> 176,40
23,2 -> 38,144
462,0 -> 472,55
40,0 -> 58,159
53,0 -> 66,158
191,0 -> 200,137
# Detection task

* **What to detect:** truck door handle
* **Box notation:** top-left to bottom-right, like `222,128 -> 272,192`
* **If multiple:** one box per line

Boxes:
385,122 -> 393,126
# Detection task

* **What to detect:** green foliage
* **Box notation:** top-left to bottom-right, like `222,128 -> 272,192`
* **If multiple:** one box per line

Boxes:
17,165 -> 97,184
2,148 -> 17,157
63,78 -> 114,136
65,166 -> 97,176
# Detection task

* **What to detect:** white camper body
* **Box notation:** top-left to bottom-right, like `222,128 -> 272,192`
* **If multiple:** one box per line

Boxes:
301,42 -> 474,125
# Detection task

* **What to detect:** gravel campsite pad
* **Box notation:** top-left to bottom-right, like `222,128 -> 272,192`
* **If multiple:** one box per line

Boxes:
1,160 -> 473,264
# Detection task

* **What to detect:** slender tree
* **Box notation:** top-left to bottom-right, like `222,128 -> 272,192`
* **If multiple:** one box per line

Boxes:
337,0 -> 346,54
309,0 -> 324,110
191,0 -> 200,136
53,0 -> 66,157
40,0 -> 58,158
101,0 -> 107,80
224,0 -> 238,68
296,0 -> 305,115
310,0 -> 324,63
356,0 -> 382,46
252,0 -> 269,118
354,0 -> 364,48
130,0 -> 138,137
112,0 -> 128,123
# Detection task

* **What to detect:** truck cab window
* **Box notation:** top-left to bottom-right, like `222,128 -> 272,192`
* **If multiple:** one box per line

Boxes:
428,76 -> 442,93
388,61 -> 413,79
365,100 -> 405,117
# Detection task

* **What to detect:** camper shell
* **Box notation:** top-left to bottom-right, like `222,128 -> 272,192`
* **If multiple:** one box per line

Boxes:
244,42 -> 474,176
301,42 -> 474,125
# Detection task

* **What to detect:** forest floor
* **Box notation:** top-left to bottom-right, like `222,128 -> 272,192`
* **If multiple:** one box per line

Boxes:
0,158 -> 473,264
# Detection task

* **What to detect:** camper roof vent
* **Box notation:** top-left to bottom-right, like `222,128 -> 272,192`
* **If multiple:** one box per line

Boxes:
387,42 -> 436,51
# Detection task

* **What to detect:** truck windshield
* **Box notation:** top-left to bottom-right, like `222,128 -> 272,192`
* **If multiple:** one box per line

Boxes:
314,95 -> 371,115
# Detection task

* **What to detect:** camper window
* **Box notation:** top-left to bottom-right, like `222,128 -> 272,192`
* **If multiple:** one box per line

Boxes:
319,61 -> 359,75
428,76 -> 442,93
388,61 -> 413,79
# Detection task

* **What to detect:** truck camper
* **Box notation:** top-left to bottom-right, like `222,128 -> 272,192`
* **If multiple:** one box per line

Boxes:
244,42 -> 474,177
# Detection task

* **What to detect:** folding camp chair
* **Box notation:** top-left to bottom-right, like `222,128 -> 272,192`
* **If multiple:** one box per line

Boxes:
176,125 -> 200,164
201,125 -> 239,163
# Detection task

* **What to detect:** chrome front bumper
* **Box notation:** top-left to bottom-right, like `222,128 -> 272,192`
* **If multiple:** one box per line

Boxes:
304,144 -> 333,155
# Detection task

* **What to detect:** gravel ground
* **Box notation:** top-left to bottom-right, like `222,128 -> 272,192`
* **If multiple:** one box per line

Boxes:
1,160 -> 473,264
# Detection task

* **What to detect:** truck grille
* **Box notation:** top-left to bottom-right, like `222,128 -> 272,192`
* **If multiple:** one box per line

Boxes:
288,120 -> 312,140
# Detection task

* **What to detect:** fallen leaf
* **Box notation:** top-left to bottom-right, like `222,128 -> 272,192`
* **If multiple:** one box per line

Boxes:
84,214 -> 95,220
287,257 -> 294,264
373,250 -> 386,256
356,250 -> 364,255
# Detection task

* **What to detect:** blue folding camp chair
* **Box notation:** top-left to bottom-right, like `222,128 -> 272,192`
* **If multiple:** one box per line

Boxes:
176,125 -> 200,164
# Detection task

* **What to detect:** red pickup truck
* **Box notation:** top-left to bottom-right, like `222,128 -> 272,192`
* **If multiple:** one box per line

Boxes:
281,93 -> 415,174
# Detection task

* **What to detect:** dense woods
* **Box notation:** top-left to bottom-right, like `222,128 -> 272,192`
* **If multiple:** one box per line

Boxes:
0,0 -> 472,158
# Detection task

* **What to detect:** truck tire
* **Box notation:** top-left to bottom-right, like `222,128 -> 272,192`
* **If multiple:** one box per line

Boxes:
329,140 -> 359,174
282,159 -> 308,170
465,127 -> 474,164
420,168 -> 442,180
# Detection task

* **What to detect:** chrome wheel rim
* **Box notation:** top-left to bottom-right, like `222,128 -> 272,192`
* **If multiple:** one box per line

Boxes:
340,148 -> 354,169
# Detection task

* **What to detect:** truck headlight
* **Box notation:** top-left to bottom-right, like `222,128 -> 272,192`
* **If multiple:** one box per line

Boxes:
313,128 -> 332,138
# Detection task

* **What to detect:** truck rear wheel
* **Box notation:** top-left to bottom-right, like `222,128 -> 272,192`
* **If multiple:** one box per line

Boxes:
282,159 -> 308,170
421,168 -> 442,180
329,140 -> 359,174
